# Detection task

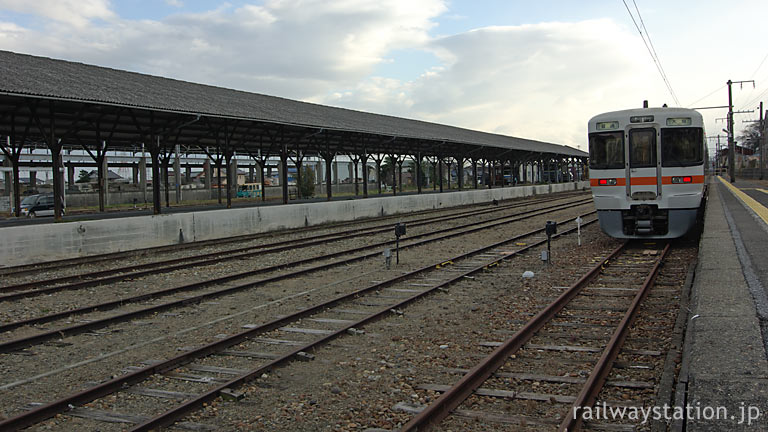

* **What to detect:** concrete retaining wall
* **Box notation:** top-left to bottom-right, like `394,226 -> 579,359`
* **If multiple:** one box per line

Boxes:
0,181 -> 589,267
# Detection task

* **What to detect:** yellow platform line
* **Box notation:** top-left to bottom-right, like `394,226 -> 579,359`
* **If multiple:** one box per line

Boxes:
757,188 -> 768,196
717,176 -> 768,225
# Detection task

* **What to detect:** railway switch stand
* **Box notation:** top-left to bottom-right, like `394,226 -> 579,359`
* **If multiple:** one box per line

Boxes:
395,222 -> 406,264
545,220 -> 557,264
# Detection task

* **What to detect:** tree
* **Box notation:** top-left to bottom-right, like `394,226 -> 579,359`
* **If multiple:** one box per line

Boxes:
76,170 -> 91,183
380,156 -> 395,186
406,160 -> 429,186
738,122 -> 761,150
298,165 -> 316,198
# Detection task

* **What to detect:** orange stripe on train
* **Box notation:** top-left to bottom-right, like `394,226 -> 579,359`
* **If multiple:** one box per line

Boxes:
591,175 -> 704,186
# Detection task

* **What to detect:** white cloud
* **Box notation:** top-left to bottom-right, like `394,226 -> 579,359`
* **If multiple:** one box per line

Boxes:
0,0 -> 114,28
323,19 -> 660,149
0,0 -> 446,100
0,1 -> 670,149
418,20 -> 659,147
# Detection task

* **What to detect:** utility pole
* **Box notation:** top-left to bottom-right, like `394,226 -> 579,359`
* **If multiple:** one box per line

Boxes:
761,101 -> 765,180
715,134 -> 720,175
726,79 -> 756,182
728,80 -> 734,182
706,135 -> 726,175
715,135 -> 720,174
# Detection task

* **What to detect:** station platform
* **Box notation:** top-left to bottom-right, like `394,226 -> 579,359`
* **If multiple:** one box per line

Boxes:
681,176 -> 768,430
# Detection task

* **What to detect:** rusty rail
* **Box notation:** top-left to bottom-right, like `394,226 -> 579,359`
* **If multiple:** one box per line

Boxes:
400,241 -> 629,431
560,242 -> 671,431
0,214 -> 595,431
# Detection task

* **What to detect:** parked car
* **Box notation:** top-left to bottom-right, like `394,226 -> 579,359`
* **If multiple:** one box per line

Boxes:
18,194 -> 65,217
236,182 -> 262,198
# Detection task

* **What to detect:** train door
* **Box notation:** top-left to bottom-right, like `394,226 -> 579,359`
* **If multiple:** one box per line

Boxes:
626,127 -> 659,200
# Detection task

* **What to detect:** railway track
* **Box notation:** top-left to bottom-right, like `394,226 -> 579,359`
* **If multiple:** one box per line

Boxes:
0,195 -> 589,298
0,198 -> 592,353
0,192 -> 587,280
0,212 -> 598,430
400,240 -> 678,431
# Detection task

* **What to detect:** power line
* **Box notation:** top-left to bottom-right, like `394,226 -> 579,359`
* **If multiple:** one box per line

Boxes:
739,85 -> 768,112
734,68 -> 768,113
621,0 -> 680,106
735,57 -> 768,112
631,0 -> 679,105
749,50 -> 768,79
686,84 -> 726,108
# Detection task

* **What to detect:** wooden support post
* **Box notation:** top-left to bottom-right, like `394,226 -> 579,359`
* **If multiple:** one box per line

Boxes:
325,154 -> 333,201
361,153 -> 369,198
150,138 -> 162,214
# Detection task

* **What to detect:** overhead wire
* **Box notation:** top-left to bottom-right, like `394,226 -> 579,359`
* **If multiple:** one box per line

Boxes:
621,0 -> 680,106
735,51 -> 768,113
735,69 -> 768,112
739,86 -> 768,112
749,51 -> 768,79
686,84 -> 726,108
631,0 -> 680,106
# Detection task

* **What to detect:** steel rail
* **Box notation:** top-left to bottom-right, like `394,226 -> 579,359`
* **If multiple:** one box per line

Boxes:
0,192 -> 586,278
132,225 -> 593,432
126,219 -> 597,431
399,240 -> 630,431
0,194 -> 577,292
132,217 -> 600,430
0,194 -> 570,291
560,242 -> 671,432
0,213 -> 595,431
0,204 -> 594,353
0,197 -> 591,301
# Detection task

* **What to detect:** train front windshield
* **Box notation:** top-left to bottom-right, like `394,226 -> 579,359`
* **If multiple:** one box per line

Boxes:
589,132 -> 624,169
661,128 -> 704,167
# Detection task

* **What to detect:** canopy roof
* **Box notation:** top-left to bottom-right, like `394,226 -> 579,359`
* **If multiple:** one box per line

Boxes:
0,50 -> 586,160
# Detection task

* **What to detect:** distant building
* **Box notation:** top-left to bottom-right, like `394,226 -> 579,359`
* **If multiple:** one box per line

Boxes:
86,169 -> 128,183
717,145 -> 755,168
204,168 -> 247,187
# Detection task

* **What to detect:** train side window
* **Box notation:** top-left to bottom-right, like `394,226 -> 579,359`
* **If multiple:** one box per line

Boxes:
588,132 -> 624,169
629,128 -> 656,168
661,127 -> 703,167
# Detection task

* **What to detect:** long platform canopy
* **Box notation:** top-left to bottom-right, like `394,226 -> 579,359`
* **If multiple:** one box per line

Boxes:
0,50 -> 587,217
0,50 -> 585,160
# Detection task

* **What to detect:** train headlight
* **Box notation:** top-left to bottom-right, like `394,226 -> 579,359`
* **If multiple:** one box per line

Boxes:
598,178 -> 618,186
671,176 -> 693,184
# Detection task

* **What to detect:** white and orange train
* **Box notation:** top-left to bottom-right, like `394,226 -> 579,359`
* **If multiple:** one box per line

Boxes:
588,105 -> 706,238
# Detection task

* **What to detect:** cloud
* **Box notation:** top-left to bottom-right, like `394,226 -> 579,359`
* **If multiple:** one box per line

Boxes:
0,1 -> 661,148
323,19 -> 660,149
0,0 -> 114,28
0,0 -> 446,101
418,20 -> 658,147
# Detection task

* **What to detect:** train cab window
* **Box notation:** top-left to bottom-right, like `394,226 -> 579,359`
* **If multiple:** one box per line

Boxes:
588,132 -> 624,169
629,128 -> 656,168
661,127 -> 703,167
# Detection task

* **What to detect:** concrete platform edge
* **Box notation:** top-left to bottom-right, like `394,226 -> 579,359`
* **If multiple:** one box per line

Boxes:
679,180 -> 768,431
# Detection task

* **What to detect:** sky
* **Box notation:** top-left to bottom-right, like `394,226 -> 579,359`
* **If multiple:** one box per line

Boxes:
0,0 -> 766,154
